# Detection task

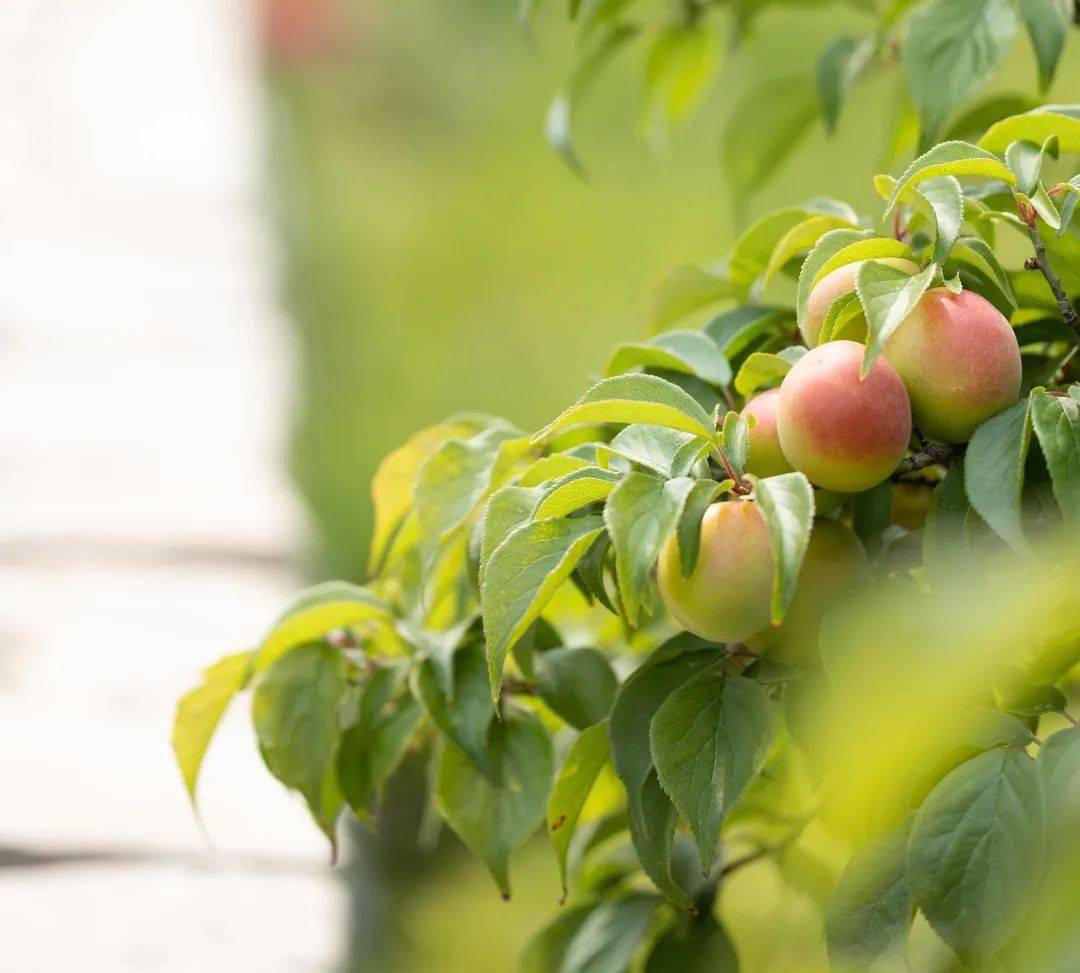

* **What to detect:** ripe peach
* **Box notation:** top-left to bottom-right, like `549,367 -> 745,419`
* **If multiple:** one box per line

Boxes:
777,340 -> 912,493
882,288 -> 1021,443
657,500 -> 773,643
742,389 -> 794,478
801,258 -> 920,348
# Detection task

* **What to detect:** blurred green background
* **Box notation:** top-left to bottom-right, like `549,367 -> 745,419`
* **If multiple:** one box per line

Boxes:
262,2 -> 1077,969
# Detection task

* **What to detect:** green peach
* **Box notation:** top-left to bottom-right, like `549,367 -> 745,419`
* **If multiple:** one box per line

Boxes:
657,500 -> 773,643
882,288 -> 1021,443
801,258 -> 920,348
742,388 -> 794,478
777,340 -> 912,493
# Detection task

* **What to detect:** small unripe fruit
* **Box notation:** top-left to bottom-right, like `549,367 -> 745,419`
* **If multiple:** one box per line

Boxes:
657,501 -> 773,643
742,389 -> 794,478
777,340 -> 912,493
801,258 -> 920,348
882,288 -> 1021,443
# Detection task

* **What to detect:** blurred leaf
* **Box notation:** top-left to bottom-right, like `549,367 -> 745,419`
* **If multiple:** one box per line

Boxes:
640,25 -> 721,140
631,770 -> 695,909
1030,391 -> 1080,526
965,395 -> 1034,551
947,236 -> 1017,307
762,213 -> 858,287
676,479 -> 725,577
979,105 -> 1080,154
598,424 -> 710,478
733,347 -> 804,397
605,472 -> 697,625
943,93 -> 1043,142
416,642 -> 494,773
922,456 -> 984,581
720,77 -> 819,204
1018,0 -> 1072,92
753,472 -> 815,624
795,228 -> 875,326
252,642 -> 347,840
533,374 -> 717,445
608,329 -> 732,387
535,467 -> 623,520
521,904 -> 593,973
173,651 -> 252,807
729,207 -> 813,296
902,0 -> 1017,146
644,914 -> 738,972
857,261 -> 937,377
705,304 -> 796,360
884,141 -> 1015,216
559,894 -> 660,973
817,34 -> 874,135
825,821 -> 914,968
535,647 -> 618,729
650,672 -> 774,868
1037,726 -> 1080,832
436,705 -> 554,897
482,514 -> 605,698
574,531 -> 618,615
548,721 -> 612,893
851,482 -> 894,557
652,263 -> 733,331
908,748 -> 1046,959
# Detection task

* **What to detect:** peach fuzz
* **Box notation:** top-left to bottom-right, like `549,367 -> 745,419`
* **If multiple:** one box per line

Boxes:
801,258 -> 919,348
777,340 -> 912,493
882,288 -> 1021,444
657,500 -> 773,643
742,389 -> 794,478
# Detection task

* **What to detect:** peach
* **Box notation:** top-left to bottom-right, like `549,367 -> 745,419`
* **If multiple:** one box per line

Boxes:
657,500 -> 773,643
749,518 -> 868,665
882,288 -> 1021,443
777,340 -> 912,493
742,389 -> 794,478
801,258 -> 920,348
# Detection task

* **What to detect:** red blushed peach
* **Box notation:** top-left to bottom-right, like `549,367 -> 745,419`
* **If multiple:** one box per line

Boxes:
742,389 -> 794,478
657,500 -> 773,643
882,288 -> 1021,444
801,258 -> 920,348
777,340 -> 912,493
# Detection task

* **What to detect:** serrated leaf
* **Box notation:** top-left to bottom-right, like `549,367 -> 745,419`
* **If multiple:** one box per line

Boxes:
652,263 -> 733,330
965,396 -> 1035,550
436,705 -> 554,896
598,424 -> 710,478
733,347 -> 805,397
857,261 -> 937,377
631,771 -> 695,909
416,641 -> 494,773
517,453 -> 592,488
762,214 -> 858,287
812,238 -> 914,291
980,105 -> 1080,154
907,748 -> 1046,959
607,330 -> 732,387
1030,391 -> 1080,526
1055,174 -> 1080,237
535,647 -> 618,729
1006,136 -> 1060,195
719,411 -> 749,479
1019,0 -> 1072,93
480,484 -> 544,583
548,722 -> 612,893
675,479 -> 725,577
817,34 -> 874,135
604,473 -> 697,625
254,581 -> 392,673
173,651 -> 252,807
534,467 -> 622,520
752,472 -> 815,624
825,822 -> 914,967
885,141 -> 1016,216
948,236 -> 1017,307
533,374 -> 717,446
728,207 -> 816,296
482,514 -> 605,698
902,0 -> 1018,146
918,176 -> 964,265
650,672 -> 774,868
795,228 -> 875,326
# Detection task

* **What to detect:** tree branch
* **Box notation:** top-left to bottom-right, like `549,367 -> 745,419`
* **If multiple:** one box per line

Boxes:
892,441 -> 959,479
1025,223 -> 1080,343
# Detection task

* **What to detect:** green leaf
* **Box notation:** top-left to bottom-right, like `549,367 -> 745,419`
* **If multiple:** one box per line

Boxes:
817,34 -> 874,134
559,894 -> 660,973
675,479 -> 725,577
436,705 -> 554,897
604,473 -> 697,625
826,822 -> 914,968
630,771 -> 695,909
652,263 -> 733,331
728,206 -> 815,296
918,176 -> 964,265
816,291 -> 864,345
719,411 -> 749,480
252,642 -> 347,837
534,467 -> 622,520
907,748 -> 1046,959
720,77 -> 819,202
416,641 -> 494,773
521,904 -> 594,973
644,915 -> 739,973
795,228 -> 875,326
480,484 -> 544,584
548,722 -> 612,893
922,456 -> 984,581
546,24 -> 639,175
607,330 -> 732,388
640,25 -> 721,140
812,238 -> 913,290
856,261 -> 937,377
947,236 -> 1017,307
980,105 -> 1080,154
482,514 -> 606,698
752,472 -> 815,624
902,0 -> 1017,145
733,347 -> 805,398
943,93 -> 1043,142
598,424 -> 710,478
1037,726 -> 1080,833
1030,391 -> 1080,526
1006,136 -> 1060,195
650,672 -> 774,868
705,305 -> 796,358
1019,0 -> 1072,92
762,214 -> 859,287
884,141 -> 1016,217
254,581 -> 391,672
965,396 -> 1035,550
535,647 -> 618,729
517,453 -> 592,488
173,651 -> 252,807
533,374 -> 717,446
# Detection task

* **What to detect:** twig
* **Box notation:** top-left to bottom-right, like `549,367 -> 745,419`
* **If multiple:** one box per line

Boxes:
713,447 -> 751,495
892,442 -> 959,479
1023,219 -> 1080,342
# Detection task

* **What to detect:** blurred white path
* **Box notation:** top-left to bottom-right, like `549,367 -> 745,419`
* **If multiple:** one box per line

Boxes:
0,1 -> 345,970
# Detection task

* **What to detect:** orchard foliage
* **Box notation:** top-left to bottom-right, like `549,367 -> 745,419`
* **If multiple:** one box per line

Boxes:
175,105 -> 1080,970
527,0 -> 1079,191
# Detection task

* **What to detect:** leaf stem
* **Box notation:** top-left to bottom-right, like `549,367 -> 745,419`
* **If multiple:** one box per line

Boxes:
1023,220 -> 1080,343
713,446 -> 750,495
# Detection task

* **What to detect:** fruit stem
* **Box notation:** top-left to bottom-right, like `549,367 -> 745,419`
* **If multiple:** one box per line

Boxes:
1024,222 -> 1080,343
892,442 -> 959,479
